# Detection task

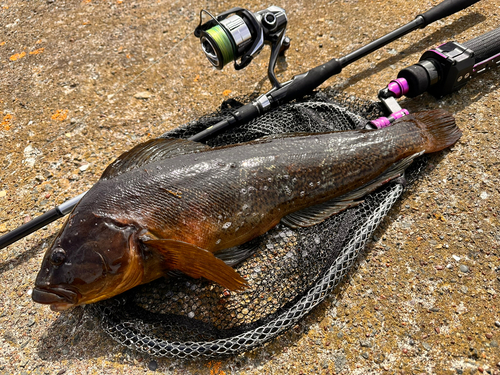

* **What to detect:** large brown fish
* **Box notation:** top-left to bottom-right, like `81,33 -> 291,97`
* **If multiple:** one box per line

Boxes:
32,110 -> 461,311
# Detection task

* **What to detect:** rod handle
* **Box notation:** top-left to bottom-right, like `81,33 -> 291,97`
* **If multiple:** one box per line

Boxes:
463,26 -> 500,62
268,59 -> 342,105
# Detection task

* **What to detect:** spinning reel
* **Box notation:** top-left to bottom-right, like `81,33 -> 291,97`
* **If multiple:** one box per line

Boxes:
194,6 -> 289,89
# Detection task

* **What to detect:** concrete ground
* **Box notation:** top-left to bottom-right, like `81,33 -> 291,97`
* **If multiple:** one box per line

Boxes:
1,0 -> 499,374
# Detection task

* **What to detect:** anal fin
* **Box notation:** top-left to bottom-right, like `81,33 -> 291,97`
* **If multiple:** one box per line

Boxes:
143,239 -> 248,291
282,152 -> 422,228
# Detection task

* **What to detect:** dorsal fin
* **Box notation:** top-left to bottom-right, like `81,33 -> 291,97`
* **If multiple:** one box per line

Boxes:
282,151 -> 423,228
100,137 -> 210,180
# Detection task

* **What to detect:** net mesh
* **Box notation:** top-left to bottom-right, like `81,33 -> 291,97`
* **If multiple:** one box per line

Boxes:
89,89 -> 425,358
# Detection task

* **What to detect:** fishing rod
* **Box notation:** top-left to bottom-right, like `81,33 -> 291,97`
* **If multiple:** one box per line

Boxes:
189,0 -> 482,141
0,0 -> 483,250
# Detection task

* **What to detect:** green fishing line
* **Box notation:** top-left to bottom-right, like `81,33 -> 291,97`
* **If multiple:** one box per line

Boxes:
205,25 -> 234,67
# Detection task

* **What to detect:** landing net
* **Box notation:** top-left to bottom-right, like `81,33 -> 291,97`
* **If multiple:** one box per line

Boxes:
89,90 -> 426,358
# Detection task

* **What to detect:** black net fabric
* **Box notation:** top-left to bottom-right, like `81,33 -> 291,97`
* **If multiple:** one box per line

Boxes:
88,90 -> 426,358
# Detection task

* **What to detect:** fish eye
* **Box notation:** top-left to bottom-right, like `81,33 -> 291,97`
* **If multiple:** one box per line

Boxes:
50,248 -> 66,266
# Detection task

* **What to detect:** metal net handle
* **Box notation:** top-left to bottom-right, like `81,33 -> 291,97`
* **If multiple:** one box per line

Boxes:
97,184 -> 404,358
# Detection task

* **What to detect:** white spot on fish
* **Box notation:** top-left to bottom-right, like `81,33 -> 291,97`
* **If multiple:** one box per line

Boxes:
309,182 -> 314,187
215,239 -> 221,245
241,188 -> 247,194
188,312 -> 195,318
284,186 -> 292,196
222,222 -> 232,229
262,185 -> 268,191
268,177 -> 272,183
314,235 -> 321,244
283,174 -> 289,180
292,177 -> 297,183
300,191 -> 305,197
317,181 -> 321,186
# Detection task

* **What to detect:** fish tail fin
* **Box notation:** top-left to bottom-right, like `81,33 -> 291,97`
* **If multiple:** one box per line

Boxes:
413,109 -> 462,153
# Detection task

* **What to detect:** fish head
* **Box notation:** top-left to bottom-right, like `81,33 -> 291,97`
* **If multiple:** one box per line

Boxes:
32,213 -> 144,311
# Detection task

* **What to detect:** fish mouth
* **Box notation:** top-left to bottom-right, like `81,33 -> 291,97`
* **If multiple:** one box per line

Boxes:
32,286 -> 79,311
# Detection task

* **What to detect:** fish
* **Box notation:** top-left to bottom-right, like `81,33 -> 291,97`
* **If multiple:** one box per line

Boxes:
32,109 -> 461,311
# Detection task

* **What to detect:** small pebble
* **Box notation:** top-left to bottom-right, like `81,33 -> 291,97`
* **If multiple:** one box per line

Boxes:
79,164 -> 89,172
360,339 -> 373,348
422,342 -> 431,351
373,353 -> 385,364
495,321 -> 500,328
134,91 -> 153,99
148,360 -> 158,371
459,265 -> 469,273
486,333 -> 493,339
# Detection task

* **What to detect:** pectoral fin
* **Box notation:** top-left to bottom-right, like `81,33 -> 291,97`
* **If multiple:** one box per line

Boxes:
143,239 -> 248,291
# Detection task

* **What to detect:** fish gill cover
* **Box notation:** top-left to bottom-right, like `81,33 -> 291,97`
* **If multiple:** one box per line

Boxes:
89,90 -> 429,358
